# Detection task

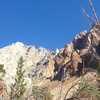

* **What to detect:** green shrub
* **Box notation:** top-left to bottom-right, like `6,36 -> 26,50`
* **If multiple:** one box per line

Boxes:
10,57 -> 26,100
74,77 -> 100,100
0,64 -> 5,80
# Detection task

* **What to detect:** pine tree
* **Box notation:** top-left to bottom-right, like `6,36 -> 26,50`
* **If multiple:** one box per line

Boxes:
10,57 -> 26,100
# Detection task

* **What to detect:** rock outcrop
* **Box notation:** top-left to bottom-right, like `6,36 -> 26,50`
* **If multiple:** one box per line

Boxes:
0,23 -> 100,100
52,23 -> 100,81
0,42 -> 49,92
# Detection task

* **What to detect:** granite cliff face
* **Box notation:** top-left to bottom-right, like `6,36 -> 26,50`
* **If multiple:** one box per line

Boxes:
0,23 -> 100,100
0,42 -> 49,91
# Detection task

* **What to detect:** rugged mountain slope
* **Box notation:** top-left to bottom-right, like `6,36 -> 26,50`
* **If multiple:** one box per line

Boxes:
0,23 -> 100,100
0,42 -> 49,91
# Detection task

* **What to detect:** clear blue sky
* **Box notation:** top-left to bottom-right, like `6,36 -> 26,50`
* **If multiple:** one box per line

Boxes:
0,0 -> 100,49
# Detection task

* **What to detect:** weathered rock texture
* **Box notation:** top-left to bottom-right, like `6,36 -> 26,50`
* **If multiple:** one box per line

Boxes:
0,42 -> 49,93
0,23 -> 100,100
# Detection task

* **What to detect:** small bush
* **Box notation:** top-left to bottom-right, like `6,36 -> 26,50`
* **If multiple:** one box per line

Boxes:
0,64 -> 5,80
10,57 -> 26,100
73,77 -> 100,100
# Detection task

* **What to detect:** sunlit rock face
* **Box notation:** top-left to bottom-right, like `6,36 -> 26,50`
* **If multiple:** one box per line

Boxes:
0,42 -> 49,90
0,24 -> 100,100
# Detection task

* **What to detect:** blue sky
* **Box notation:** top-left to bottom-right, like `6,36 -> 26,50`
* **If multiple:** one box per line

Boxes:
0,0 -> 100,49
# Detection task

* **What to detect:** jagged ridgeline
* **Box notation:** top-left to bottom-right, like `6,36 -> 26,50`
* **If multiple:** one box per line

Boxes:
73,0 -> 100,72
